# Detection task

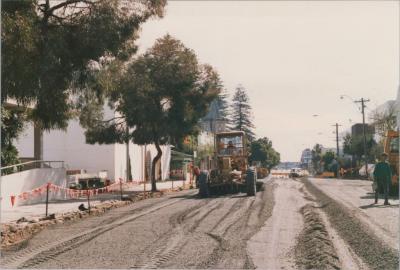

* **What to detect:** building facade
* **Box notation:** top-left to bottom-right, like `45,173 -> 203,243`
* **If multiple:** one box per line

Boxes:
15,107 -> 171,182
300,148 -> 312,168
351,123 -> 375,137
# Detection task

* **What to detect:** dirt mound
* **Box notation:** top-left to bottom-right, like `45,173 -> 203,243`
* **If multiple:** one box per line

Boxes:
295,204 -> 340,270
304,178 -> 399,270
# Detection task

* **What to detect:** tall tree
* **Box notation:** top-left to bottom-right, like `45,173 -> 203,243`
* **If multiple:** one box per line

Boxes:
217,89 -> 231,130
231,85 -> 255,141
342,133 -> 378,163
84,35 -> 221,191
1,0 -> 166,166
2,0 -> 166,130
370,101 -> 398,138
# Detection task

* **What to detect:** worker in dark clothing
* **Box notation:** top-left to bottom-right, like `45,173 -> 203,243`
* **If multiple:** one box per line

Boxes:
373,153 -> 392,205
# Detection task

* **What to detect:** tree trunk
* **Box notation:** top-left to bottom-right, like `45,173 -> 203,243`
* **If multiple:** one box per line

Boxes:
151,141 -> 162,192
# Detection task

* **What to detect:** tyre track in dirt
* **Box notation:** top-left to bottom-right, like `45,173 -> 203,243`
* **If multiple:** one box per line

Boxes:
1,196 -> 187,269
4,180 -> 275,269
303,178 -> 399,270
199,180 -> 275,269
135,196 -> 245,269
130,198 -> 221,268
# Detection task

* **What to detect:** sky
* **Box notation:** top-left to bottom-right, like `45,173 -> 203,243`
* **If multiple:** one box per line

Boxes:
136,1 -> 399,161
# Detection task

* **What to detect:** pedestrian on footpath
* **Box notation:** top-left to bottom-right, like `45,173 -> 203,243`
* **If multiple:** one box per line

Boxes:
373,153 -> 392,205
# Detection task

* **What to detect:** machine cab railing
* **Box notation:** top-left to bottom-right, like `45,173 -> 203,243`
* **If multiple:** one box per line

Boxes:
215,131 -> 246,157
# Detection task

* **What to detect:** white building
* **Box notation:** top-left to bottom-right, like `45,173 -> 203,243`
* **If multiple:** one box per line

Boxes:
15,108 -> 171,182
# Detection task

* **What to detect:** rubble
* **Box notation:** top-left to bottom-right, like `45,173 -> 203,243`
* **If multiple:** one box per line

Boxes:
1,188 -> 179,249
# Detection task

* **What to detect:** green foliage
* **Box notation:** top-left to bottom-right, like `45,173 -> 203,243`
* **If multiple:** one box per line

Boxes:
343,133 -> 378,163
84,35 -> 221,190
249,137 -> 280,169
2,0 -> 166,130
311,144 -> 322,173
230,85 -> 255,141
1,106 -> 26,170
322,151 -> 335,171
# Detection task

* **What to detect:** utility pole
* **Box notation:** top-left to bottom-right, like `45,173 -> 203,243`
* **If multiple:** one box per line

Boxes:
354,98 -> 370,177
332,123 -> 341,157
125,125 -> 130,182
332,123 -> 341,178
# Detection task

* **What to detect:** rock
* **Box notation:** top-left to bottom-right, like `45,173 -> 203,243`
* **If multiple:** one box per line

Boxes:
40,220 -> 52,227
121,195 -> 132,201
78,212 -> 88,218
29,223 -> 41,232
39,213 -> 55,221
16,217 -> 29,223
55,219 -> 64,224
9,225 -> 18,233
78,204 -> 88,211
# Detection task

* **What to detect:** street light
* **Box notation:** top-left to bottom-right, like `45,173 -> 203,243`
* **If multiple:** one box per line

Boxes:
340,94 -> 355,102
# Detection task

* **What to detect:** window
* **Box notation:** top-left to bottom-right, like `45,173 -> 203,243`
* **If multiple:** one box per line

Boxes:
390,137 -> 399,153
217,135 -> 243,155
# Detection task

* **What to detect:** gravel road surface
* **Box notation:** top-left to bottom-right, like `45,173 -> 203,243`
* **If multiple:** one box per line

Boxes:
1,177 -> 398,269
1,178 -> 275,269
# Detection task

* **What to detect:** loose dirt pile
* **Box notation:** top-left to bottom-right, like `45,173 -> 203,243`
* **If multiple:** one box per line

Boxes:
295,204 -> 340,270
304,178 -> 399,270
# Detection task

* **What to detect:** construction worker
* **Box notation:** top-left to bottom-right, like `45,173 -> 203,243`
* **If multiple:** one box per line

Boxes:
373,153 -> 392,205
226,140 -> 236,155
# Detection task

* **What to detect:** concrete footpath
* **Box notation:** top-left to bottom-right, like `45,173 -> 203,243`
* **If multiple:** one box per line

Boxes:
1,180 -> 191,224
309,177 -> 399,251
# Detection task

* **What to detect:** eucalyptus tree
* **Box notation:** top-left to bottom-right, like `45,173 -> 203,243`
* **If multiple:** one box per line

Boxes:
2,0 -> 166,129
84,35 -> 222,191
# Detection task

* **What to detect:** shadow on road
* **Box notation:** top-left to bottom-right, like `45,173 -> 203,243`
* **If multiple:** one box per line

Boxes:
360,194 -> 399,200
169,192 -> 250,200
359,203 -> 399,209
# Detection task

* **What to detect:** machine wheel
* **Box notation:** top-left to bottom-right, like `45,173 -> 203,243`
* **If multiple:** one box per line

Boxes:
246,168 -> 256,196
198,171 -> 210,198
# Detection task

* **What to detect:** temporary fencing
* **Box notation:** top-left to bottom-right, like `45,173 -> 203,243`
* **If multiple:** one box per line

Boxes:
9,179 -> 145,208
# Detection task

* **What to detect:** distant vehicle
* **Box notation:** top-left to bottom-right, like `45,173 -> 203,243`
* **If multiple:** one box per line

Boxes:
289,168 -> 302,178
69,183 -> 83,190
68,173 -> 106,190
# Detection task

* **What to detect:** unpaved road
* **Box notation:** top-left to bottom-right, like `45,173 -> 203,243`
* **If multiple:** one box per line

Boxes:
1,177 -> 398,269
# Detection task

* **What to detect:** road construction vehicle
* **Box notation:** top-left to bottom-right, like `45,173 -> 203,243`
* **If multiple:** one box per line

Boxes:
383,130 -> 399,195
198,131 -> 257,197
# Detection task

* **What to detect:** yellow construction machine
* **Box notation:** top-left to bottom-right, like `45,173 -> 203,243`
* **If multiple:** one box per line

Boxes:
198,131 -> 258,197
383,130 -> 399,195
